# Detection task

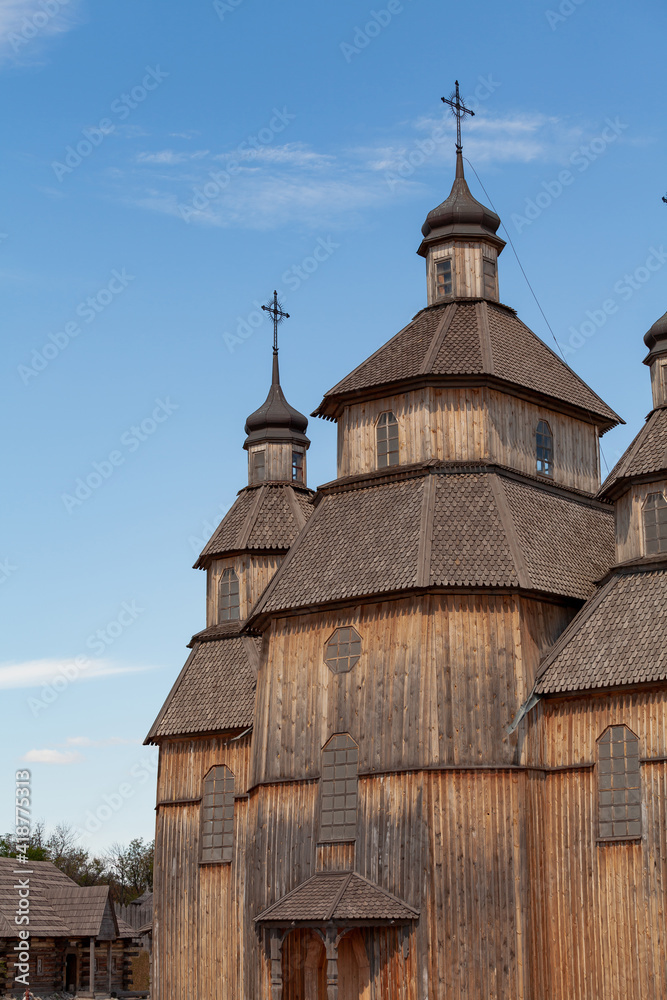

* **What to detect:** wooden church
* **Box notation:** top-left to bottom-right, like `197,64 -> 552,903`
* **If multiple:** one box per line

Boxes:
146,119 -> 667,998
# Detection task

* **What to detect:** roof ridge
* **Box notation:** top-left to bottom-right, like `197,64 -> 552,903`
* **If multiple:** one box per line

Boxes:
237,484 -> 266,549
418,302 -> 457,375
328,871 -> 354,920
416,474 -> 436,588
489,474 -> 531,589
477,301 -> 494,374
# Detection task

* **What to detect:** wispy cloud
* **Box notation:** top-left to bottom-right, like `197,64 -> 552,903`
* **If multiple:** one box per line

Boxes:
22,748 -> 83,765
0,0 -> 83,64
0,658 -> 153,689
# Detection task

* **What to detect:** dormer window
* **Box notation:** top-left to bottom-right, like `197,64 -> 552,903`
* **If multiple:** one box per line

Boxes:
483,259 -> 497,298
377,412 -> 399,468
435,258 -> 453,298
218,568 -> 240,621
536,421 -> 553,477
292,450 -> 304,483
643,492 -> 667,555
252,450 -> 266,482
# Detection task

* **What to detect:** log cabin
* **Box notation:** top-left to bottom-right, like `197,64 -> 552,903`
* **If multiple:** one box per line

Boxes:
0,858 -> 138,995
146,143 -> 667,999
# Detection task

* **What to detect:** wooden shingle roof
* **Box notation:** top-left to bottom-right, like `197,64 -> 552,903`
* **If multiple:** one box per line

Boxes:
251,466 -> 614,618
0,860 -> 127,940
599,405 -> 667,498
535,563 -> 667,695
313,300 -> 621,430
194,483 -> 313,568
145,627 -> 260,741
255,871 -> 418,925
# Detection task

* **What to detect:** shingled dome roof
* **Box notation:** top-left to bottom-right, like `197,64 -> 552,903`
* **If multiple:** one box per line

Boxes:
644,309 -> 667,362
599,406 -> 667,499
420,149 -> 503,250
244,351 -> 309,448
535,564 -> 667,695
313,299 -> 621,430
255,871 -> 418,925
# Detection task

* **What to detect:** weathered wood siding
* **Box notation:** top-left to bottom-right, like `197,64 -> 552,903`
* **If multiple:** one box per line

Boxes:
336,387 -> 600,493
614,479 -> 667,563
207,553 -> 283,625
251,595 -> 574,785
525,691 -> 667,1000
425,243 -> 498,304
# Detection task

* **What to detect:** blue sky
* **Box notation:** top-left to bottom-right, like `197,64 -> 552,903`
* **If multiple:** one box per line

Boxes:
1,0 -> 665,852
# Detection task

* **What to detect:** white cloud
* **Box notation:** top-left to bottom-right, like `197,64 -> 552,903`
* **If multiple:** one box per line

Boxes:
0,0 -> 83,63
137,149 -> 210,165
64,735 -> 139,747
0,658 -> 153,690
22,748 -> 83,765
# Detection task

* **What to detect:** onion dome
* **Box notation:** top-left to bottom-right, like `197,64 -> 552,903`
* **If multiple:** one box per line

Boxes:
418,150 -> 504,256
643,309 -> 667,362
244,351 -> 309,448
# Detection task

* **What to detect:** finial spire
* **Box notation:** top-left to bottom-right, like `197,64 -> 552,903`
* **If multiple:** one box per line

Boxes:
441,80 -> 475,154
261,290 -> 290,355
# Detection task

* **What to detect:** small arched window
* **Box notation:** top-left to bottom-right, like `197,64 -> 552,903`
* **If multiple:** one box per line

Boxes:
200,765 -> 235,863
643,492 -> 667,555
597,726 -> 641,840
218,568 -> 240,622
320,734 -> 358,843
377,412 -> 399,468
536,420 -> 553,477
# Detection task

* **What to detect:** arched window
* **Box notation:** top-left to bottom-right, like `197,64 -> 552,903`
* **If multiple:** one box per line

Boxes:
643,492 -> 667,555
320,734 -> 358,843
536,420 -> 553,477
200,765 -> 235,863
597,726 -> 641,840
377,412 -> 399,468
218,568 -> 240,622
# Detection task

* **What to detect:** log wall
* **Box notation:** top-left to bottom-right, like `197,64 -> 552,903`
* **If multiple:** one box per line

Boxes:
336,387 -> 600,493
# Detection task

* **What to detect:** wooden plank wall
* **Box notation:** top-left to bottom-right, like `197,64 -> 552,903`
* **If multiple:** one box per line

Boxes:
526,691 -> 667,999
206,553 -> 283,625
426,243 -> 497,303
336,387 -> 600,493
614,480 -> 667,564
251,595 -> 572,786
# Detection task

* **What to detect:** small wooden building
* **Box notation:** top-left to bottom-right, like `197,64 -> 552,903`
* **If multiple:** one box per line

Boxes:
0,858 -> 138,995
146,146 -> 667,998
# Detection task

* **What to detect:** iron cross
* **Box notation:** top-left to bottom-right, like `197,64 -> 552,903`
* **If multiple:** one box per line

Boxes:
441,80 -> 475,153
261,290 -> 290,353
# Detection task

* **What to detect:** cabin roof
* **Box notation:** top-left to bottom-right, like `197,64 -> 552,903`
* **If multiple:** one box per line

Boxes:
194,483 -> 314,568
254,871 -> 418,925
145,628 -> 259,742
0,859 -> 128,940
599,405 -> 667,498
250,466 -> 614,618
312,300 -> 621,430
535,562 -> 667,695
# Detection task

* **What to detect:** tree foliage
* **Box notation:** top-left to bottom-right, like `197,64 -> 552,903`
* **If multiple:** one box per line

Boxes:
0,823 -> 153,903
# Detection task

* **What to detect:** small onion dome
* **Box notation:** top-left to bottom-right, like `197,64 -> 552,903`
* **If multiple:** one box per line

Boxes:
643,309 -> 667,362
419,150 -> 504,254
244,351 -> 310,448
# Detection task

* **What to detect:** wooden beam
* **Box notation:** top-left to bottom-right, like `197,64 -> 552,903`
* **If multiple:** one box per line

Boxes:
89,937 -> 95,994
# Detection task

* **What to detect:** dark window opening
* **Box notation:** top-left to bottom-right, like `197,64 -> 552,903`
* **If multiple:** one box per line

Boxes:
435,258 -> 453,297
320,734 -> 358,843
292,450 -> 304,483
253,450 -> 266,482
597,726 -> 641,840
324,626 -> 362,674
643,492 -> 667,555
483,258 -> 497,298
377,411 -> 399,468
536,420 -> 553,477
200,765 -> 235,863
218,568 -> 240,622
